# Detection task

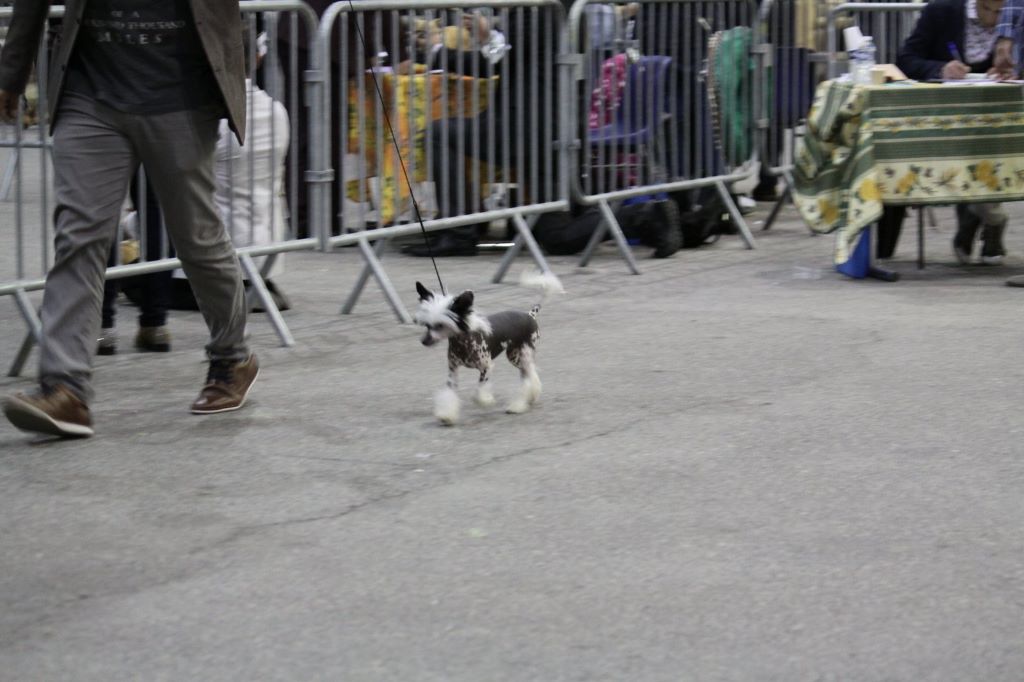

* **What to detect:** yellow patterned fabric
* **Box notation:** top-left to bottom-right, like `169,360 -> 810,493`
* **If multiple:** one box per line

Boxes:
346,67 -> 495,225
793,80 -> 1024,263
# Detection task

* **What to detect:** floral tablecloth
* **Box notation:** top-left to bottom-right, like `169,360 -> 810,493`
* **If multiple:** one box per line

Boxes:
793,80 -> 1024,263
346,67 -> 495,225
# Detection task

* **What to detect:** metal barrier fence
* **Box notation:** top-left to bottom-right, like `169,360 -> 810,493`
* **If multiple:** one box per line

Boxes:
3,0 -> 806,372
0,1 -> 322,376
566,0 -> 763,274
317,0 -> 571,322
756,0 -> 827,231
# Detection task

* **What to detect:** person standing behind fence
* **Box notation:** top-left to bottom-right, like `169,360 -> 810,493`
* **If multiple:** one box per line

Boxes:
405,9 -> 558,257
0,0 -> 258,439
215,31 -> 292,311
98,177 -> 175,356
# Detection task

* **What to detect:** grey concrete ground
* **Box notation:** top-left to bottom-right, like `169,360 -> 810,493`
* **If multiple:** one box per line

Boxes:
1,200 -> 1023,681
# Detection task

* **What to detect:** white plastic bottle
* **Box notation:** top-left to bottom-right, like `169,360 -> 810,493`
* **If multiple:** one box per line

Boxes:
849,36 -> 877,85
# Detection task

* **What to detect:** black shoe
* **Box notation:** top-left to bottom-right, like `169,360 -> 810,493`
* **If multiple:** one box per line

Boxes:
953,205 -> 981,264
981,222 -> 1007,265
405,233 -> 479,257
266,280 -> 292,312
249,279 -> 292,313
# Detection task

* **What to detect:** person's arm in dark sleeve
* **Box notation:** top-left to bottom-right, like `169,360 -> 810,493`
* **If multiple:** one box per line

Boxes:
896,1 -> 954,81
0,0 -> 52,94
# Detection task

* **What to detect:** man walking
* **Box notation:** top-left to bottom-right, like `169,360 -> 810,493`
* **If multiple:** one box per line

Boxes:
0,0 -> 258,438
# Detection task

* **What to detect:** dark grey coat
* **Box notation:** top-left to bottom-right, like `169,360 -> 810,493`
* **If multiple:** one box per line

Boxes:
0,0 -> 246,143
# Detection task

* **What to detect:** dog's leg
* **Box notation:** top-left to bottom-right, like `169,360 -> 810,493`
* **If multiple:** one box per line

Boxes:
505,345 -> 541,414
522,346 -> 542,405
475,358 -> 496,407
434,361 -> 461,425
520,345 -> 542,406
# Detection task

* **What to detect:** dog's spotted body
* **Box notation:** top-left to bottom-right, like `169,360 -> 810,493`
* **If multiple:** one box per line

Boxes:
415,279 -> 558,425
448,310 -> 539,369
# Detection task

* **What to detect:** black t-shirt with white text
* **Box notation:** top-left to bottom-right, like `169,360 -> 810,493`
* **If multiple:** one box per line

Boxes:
64,0 -> 221,115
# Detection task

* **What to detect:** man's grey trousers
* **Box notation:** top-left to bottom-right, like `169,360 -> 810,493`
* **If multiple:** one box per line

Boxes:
40,95 -> 248,402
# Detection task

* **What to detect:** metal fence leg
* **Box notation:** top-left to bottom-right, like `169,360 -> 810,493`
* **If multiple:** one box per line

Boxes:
578,212 -> 609,268
917,206 -> 925,270
763,169 -> 795,232
763,183 -> 792,232
259,253 -> 280,279
344,236 -> 412,324
493,213 -> 551,283
0,147 -> 20,202
243,253 -> 282,312
8,289 -> 42,377
342,236 -> 387,314
239,253 -> 295,348
779,169 -> 814,236
774,168 -> 815,235
715,180 -> 757,249
579,200 -> 640,274
9,332 -> 36,378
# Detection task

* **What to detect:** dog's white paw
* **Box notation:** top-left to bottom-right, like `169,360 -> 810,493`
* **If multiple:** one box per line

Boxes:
434,387 -> 460,425
475,388 -> 496,407
505,399 -> 530,414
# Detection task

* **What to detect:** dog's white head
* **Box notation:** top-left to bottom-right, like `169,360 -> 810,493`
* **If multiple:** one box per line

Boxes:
414,282 -> 492,347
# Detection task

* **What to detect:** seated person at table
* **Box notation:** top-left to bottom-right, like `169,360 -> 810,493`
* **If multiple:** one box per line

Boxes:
401,10 -> 554,257
884,0 -> 1023,264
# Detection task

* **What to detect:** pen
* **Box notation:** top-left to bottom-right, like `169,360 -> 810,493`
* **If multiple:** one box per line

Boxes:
948,42 -> 964,63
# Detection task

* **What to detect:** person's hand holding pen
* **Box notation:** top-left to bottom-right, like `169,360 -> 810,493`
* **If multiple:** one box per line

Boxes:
942,42 -> 971,80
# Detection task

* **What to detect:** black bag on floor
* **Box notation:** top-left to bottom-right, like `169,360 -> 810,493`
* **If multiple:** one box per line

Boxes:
676,193 -> 730,248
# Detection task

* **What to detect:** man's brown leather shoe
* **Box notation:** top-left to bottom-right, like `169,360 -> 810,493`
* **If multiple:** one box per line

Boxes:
190,353 -> 259,414
3,384 -> 94,438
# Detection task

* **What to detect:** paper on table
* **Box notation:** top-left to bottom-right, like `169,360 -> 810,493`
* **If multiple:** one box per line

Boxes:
939,79 -> 1024,85
930,73 -> 1022,84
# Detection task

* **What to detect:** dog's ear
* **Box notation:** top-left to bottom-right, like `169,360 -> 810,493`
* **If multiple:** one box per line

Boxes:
451,290 -> 474,316
416,281 -> 433,301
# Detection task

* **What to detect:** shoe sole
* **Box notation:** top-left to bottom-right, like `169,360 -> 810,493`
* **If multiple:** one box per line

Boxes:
981,255 -> 1005,265
190,367 -> 259,415
136,344 -> 171,353
2,399 -> 94,438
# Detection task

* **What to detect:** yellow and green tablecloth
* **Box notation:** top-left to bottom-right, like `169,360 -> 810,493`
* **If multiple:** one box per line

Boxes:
793,80 -> 1024,263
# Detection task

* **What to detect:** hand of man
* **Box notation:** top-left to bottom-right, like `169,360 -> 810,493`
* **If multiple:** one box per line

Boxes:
989,38 -> 1017,80
941,60 -> 970,80
0,90 -> 18,123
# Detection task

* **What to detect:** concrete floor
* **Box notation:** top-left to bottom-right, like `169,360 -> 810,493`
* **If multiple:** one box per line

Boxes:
1,199 -> 1023,681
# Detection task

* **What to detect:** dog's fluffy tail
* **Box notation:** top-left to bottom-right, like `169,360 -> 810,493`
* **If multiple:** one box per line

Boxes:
520,270 -> 564,318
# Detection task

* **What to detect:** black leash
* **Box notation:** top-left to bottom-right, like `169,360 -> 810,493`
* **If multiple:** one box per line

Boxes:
345,2 -> 447,296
